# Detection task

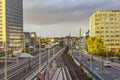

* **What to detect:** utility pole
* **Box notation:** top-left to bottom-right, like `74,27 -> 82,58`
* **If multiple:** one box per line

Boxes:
90,40 -> 93,69
53,45 -> 55,57
23,33 -> 26,52
101,53 -> 104,80
79,28 -> 82,61
39,38 -> 41,71
4,41 -> 8,80
47,46 -> 51,80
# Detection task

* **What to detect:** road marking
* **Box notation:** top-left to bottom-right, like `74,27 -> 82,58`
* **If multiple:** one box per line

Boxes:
95,67 -> 99,70
112,66 -> 120,71
94,69 -> 110,74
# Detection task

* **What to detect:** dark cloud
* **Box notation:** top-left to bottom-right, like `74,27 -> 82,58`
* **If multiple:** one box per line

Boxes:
23,0 -> 120,36
24,0 -> 120,25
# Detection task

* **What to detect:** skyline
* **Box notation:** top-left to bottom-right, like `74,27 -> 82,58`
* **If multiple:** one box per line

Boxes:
23,0 -> 120,37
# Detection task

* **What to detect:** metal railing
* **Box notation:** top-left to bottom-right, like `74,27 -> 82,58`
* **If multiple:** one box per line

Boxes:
24,47 -> 65,80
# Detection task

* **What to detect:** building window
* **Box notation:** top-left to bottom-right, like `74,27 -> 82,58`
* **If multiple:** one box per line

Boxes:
115,35 -> 119,37
110,18 -> 113,20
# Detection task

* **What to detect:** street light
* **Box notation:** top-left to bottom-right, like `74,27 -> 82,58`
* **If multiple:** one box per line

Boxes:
39,38 -> 41,71
52,44 -> 55,57
90,52 -> 92,69
46,45 -> 51,80
90,40 -> 93,69
4,41 -> 8,80
79,28 -> 82,61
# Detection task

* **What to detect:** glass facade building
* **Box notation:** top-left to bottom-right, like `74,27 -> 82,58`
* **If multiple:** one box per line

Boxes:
0,0 -> 23,51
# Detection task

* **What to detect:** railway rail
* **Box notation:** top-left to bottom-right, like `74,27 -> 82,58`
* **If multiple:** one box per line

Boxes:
62,53 -> 86,80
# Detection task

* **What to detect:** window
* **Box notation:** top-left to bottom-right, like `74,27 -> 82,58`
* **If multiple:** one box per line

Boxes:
0,34 -> 2,36
110,18 -> 113,20
95,31 -> 99,33
115,35 -> 119,37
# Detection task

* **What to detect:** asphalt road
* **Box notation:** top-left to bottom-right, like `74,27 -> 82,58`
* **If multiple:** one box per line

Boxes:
72,49 -> 120,80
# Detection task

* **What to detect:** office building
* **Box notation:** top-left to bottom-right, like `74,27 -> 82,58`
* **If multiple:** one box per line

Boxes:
89,10 -> 120,50
30,32 -> 36,51
0,0 -> 23,51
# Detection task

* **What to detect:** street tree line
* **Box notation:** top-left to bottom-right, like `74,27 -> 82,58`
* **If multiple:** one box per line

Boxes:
86,37 -> 120,57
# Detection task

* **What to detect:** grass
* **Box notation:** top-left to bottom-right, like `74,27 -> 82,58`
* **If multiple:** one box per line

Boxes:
0,50 -> 13,56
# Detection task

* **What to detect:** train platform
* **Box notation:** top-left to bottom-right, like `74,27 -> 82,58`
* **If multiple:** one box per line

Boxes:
34,54 -> 72,80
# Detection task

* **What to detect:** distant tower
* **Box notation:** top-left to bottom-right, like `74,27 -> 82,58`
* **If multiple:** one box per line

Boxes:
68,32 -> 71,37
65,32 -> 71,46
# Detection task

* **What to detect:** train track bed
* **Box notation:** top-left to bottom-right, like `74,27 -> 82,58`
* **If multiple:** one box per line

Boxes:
62,53 -> 87,80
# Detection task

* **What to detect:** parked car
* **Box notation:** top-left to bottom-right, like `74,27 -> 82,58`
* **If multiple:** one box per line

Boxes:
104,61 -> 111,67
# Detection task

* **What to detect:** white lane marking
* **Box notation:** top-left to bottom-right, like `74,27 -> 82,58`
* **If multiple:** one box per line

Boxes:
112,66 -> 120,71
94,69 -> 110,74
95,67 -> 99,70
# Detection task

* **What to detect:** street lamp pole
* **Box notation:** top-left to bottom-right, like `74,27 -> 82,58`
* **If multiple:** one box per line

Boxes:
101,53 -> 104,80
4,41 -> 8,80
79,28 -> 82,61
53,45 -> 55,57
90,41 -> 93,69
39,38 -> 41,71
47,47 -> 51,80
90,53 -> 92,69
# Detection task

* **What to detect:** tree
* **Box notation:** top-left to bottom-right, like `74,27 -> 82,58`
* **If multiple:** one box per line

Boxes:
41,38 -> 50,44
86,37 -> 104,55
59,40 -> 65,47
24,47 -> 29,53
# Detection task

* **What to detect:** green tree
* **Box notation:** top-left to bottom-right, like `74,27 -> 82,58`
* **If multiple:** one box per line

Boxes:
24,47 -> 29,53
41,38 -> 50,44
59,40 -> 65,47
86,37 -> 104,55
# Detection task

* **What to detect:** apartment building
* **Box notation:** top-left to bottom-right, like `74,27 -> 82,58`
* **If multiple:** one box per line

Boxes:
89,10 -> 120,50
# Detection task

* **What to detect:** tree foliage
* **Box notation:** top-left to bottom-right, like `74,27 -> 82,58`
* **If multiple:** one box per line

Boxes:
59,40 -> 65,47
86,37 -> 104,55
41,38 -> 50,44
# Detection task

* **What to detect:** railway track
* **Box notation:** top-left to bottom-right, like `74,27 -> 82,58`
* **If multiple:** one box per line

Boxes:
62,53 -> 86,80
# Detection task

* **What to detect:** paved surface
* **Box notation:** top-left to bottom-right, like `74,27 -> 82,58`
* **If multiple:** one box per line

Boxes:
72,49 -> 120,80
33,49 -> 72,80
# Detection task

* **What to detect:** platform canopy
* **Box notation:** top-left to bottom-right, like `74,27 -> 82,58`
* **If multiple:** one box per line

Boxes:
29,46 -> 34,48
19,53 -> 33,58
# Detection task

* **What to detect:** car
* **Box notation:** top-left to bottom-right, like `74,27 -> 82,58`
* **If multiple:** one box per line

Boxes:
104,61 -> 111,67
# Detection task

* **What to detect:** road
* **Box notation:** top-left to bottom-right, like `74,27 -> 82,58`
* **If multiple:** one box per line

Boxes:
72,49 -> 120,80
0,47 -> 61,80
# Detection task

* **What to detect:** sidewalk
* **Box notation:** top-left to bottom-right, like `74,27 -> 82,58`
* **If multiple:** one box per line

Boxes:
82,49 -> 120,68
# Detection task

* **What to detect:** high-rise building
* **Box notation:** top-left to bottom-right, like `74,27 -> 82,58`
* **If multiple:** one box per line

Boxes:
23,32 -> 31,48
0,0 -> 23,51
89,10 -> 120,50
30,32 -> 36,51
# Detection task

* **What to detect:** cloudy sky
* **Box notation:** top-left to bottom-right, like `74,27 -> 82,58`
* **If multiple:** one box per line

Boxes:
23,0 -> 120,37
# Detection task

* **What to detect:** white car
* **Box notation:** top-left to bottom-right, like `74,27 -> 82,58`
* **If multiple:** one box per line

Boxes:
104,61 -> 111,67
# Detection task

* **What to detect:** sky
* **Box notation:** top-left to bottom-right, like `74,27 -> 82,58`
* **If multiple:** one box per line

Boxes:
23,0 -> 120,37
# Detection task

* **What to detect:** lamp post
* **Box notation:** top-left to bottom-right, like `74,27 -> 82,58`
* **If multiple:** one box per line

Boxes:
4,41 -> 8,80
79,28 -> 82,61
90,41 -> 93,69
99,47 -> 104,80
53,44 -> 55,57
39,38 -> 41,71
101,53 -> 104,80
90,52 -> 92,69
46,45 -> 51,80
